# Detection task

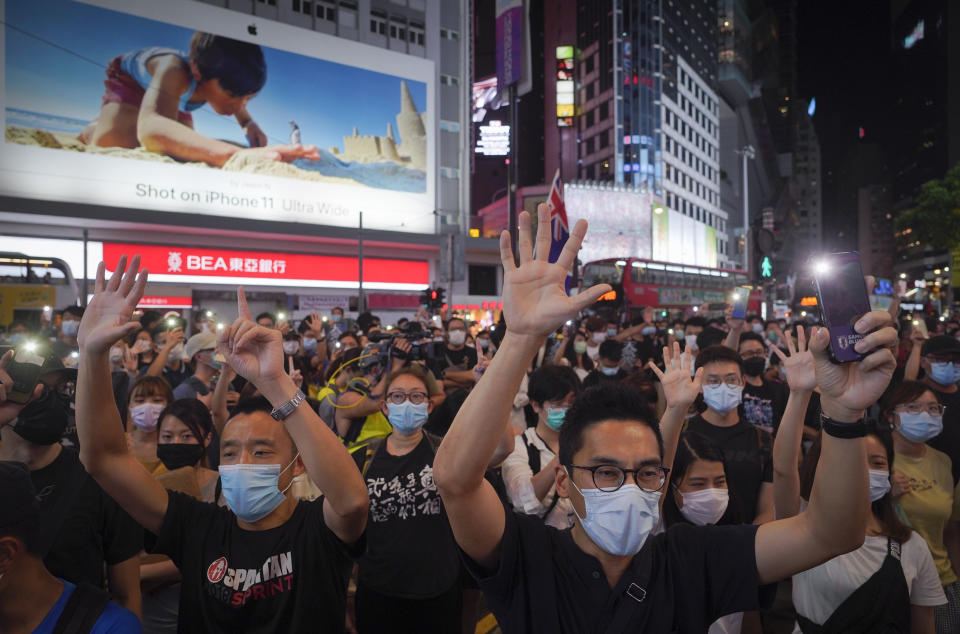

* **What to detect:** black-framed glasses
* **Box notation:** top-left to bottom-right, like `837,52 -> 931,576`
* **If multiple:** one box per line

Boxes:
896,403 -> 946,416
568,464 -> 670,493
386,390 -> 429,405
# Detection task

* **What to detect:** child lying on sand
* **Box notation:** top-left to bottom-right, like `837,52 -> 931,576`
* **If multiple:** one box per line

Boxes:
79,32 -> 318,167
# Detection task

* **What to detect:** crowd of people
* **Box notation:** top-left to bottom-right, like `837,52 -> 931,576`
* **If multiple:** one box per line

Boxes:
0,206 -> 959,633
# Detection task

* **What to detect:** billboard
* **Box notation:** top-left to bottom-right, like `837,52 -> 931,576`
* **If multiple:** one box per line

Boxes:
564,185 -> 652,265
1,0 -> 435,233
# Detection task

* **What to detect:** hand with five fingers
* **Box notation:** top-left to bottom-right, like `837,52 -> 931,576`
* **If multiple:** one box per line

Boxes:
78,256 -> 149,355
648,342 -> 703,411
499,203 -> 611,339
810,310 -> 899,421
772,325 -> 818,393
217,287 -> 286,389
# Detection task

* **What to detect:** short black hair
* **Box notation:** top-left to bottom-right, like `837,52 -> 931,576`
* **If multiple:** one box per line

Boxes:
339,330 -> 359,343
140,310 -> 162,328
62,305 -> 84,319
446,317 -> 466,330
229,395 -> 273,418
738,331 -> 766,349
598,339 -> 623,362
696,327 -> 726,350
685,316 -> 707,329
694,345 -> 744,372
189,32 -> 266,97
255,312 -> 276,325
705,318 -> 724,329
528,365 -> 582,406
559,384 -> 663,466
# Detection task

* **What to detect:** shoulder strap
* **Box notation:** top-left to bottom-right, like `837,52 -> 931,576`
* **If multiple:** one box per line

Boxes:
360,437 -> 385,477
524,434 -> 542,474
424,432 -> 442,454
52,584 -> 111,634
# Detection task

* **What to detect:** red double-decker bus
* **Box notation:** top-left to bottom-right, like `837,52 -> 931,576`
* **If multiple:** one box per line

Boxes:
580,257 -> 762,318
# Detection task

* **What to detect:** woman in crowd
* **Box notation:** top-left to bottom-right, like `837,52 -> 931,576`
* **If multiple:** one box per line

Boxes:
552,328 -> 595,380
126,375 -> 173,474
354,364 -> 461,633
661,432 -> 750,634
885,381 -> 960,632
131,327 -> 157,370
140,398 -> 219,634
774,333 -> 946,633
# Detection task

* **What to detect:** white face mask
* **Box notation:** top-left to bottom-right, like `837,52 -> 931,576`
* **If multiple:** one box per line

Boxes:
109,347 -> 125,366
868,469 -> 891,502
448,330 -> 466,346
568,470 -> 660,557
130,402 -> 166,431
685,334 -> 699,351
282,341 -> 300,356
678,487 -> 729,526
170,342 -> 186,361
302,337 -> 318,352
592,332 -> 606,344
60,319 -> 80,337
702,383 -> 743,414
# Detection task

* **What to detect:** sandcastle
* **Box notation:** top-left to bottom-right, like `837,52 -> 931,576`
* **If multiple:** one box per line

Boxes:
332,81 -> 426,170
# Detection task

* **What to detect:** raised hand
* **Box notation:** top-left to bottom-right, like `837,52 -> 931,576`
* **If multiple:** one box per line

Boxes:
122,345 -> 139,373
648,342 -> 703,410
772,325 -> 817,392
499,204 -> 611,338
724,304 -> 743,331
809,310 -> 898,420
304,311 -> 324,333
78,256 -> 148,354
217,287 -> 285,388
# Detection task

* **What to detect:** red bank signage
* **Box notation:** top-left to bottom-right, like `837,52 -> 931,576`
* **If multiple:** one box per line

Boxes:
103,243 -> 429,291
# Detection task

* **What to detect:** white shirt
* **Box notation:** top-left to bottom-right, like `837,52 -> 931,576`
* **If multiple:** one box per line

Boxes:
501,428 -> 575,529
791,531 -> 946,630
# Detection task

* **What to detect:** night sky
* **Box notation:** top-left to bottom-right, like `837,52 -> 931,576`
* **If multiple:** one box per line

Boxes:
797,0 -> 893,248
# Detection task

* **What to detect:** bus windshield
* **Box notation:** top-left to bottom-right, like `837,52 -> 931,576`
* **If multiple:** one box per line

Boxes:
582,261 -> 625,287
0,254 -> 71,285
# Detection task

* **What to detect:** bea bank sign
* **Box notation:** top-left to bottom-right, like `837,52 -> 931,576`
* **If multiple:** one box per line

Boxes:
103,243 -> 429,291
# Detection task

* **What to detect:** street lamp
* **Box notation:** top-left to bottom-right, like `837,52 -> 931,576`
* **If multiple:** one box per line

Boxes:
736,145 -> 756,275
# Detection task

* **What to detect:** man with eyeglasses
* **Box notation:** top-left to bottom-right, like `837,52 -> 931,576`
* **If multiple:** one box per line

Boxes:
919,336 -> 960,484
684,345 -> 775,525
738,331 -> 789,436
433,205 -> 902,631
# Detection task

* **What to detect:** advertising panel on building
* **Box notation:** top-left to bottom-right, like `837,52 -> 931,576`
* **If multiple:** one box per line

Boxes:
564,184 -> 654,265
1,0 -> 436,233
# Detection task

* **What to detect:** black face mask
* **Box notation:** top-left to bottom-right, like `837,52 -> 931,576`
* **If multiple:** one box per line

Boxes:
12,389 -> 69,446
156,443 -> 205,472
743,358 -> 767,377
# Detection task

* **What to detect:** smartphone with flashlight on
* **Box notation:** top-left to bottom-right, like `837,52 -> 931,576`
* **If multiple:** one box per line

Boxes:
730,287 -> 750,320
814,252 -> 872,364
912,318 -> 929,339
5,344 -> 47,403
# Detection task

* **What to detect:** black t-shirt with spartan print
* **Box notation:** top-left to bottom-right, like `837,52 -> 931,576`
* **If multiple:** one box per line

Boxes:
154,490 -> 362,633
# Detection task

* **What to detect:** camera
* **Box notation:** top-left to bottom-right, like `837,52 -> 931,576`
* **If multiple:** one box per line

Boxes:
357,323 -> 439,371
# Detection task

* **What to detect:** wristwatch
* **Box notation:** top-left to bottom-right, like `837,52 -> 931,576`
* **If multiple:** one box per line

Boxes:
270,389 -> 306,421
819,410 -> 867,439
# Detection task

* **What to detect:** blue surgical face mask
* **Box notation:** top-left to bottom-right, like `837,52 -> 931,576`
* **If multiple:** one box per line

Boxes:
768,330 -> 780,343
302,337 -> 318,352
752,323 -> 765,334
219,454 -> 299,523
544,406 -> 568,431
331,314 -> 342,323
601,365 -> 619,377
702,383 -> 742,414
896,411 -> 943,443
568,470 -> 660,557
868,469 -> 891,502
387,400 -> 429,434
641,326 -> 656,336
929,362 -> 959,386
606,328 -> 618,337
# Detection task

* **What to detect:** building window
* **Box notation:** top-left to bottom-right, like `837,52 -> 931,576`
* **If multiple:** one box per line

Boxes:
586,138 -> 595,154
439,120 -> 460,132
316,0 -> 335,21
440,74 -> 460,86
440,28 -> 459,41
257,0 -> 277,5
409,22 -> 425,45
599,130 -> 609,148
370,10 -> 387,34
338,1 -> 357,28
441,167 -> 460,179
599,102 -> 609,120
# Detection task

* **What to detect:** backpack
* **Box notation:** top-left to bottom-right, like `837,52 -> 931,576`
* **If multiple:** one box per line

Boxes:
523,433 -> 561,519
51,584 -> 111,634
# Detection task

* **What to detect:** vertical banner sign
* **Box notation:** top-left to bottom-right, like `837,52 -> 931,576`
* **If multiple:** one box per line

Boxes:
496,0 -> 524,90
556,46 -> 576,127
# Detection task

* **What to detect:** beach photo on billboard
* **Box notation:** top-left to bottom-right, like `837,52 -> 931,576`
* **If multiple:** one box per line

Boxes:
0,0 -> 435,233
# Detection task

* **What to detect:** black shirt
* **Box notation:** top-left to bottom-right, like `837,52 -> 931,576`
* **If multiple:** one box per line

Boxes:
928,385 -> 960,485
31,447 -> 143,587
429,345 -> 478,377
359,435 -> 460,598
155,491 -> 360,633
463,506 -> 766,633
139,363 -> 190,390
685,416 -> 773,523
742,379 -> 789,435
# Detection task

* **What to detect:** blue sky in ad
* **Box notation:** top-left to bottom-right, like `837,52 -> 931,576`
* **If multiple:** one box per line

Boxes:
4,0 -> 428,150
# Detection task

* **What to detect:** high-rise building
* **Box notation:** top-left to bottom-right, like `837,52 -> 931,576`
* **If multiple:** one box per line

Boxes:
789,103 -> 822,259
857,184 -> 896,279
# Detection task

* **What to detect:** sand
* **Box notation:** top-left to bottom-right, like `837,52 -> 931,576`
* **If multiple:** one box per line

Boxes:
5,125 -> 361,185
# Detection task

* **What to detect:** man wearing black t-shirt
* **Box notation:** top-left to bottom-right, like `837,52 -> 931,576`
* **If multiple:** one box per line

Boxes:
738,332 -> 789,435
434,206 -> 898,633
429,317 -> 478,394
74,258 -> 370,634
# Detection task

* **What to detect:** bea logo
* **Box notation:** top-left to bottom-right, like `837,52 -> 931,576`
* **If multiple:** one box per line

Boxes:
207,557 -> 228,583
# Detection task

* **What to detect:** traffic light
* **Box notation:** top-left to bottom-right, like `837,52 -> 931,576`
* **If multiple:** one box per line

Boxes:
760,256 -> 773,280
434,287 -> 446,310
419,288 -> 431,307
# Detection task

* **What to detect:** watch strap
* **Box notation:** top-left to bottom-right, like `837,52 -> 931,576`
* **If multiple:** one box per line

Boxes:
820,410 -> 867,439
270,389 -> 306,421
